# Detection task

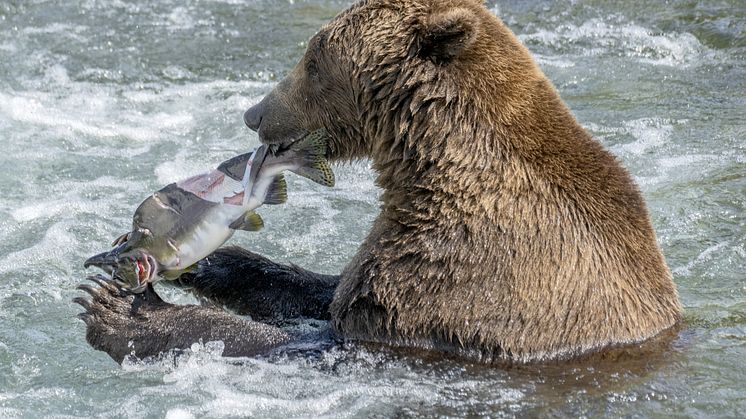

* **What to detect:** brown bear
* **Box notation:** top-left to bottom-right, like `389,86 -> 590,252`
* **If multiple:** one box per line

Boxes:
77,0 -> 682,364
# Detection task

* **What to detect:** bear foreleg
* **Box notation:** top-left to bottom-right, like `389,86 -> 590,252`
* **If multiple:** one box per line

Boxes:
169,246 -> 340,324
74,275 -> 291,363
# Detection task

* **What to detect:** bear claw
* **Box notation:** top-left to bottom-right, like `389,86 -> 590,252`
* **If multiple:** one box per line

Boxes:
72,295 -> 92,310
76,284 -> 99,298
73,274 -> 170,362
77,312 -> 93,325
86,274 -> 121,293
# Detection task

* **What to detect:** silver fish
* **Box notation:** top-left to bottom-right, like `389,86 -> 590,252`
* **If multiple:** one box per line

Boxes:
84,129 -> 334,291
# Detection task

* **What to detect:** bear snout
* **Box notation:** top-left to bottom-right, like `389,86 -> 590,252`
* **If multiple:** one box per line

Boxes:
244,103 -> 263,132
243,91 -> 307,146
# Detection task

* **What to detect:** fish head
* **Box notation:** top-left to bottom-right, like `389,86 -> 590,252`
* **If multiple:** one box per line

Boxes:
110,249 -> 159,292
83,248 -> 121,275
83,228 -> 159,292
124,227 -> 155,249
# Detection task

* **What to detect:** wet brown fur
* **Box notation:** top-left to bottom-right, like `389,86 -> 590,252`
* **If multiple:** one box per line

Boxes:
77,0 -> 683,364
253,0 -> 682,362
76,275 -> 290,363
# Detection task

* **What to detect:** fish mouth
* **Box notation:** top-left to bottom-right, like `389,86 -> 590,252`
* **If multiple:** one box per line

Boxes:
131,253 -> 159,292
112,252 -> 159,293
84,248 -> 121,274
85,248 -> 158,293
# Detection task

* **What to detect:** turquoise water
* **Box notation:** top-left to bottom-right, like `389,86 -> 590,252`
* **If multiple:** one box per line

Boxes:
0,0 -> 744,417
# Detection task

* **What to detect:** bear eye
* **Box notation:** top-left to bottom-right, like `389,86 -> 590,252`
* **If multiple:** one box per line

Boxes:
306,58 -> 319,79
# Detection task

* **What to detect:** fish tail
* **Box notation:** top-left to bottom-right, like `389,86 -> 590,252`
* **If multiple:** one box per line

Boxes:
111,232 -> 129,247
290,129 -> 335,187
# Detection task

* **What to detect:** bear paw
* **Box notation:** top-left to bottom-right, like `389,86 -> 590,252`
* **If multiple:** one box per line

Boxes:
74,275 -> 171,363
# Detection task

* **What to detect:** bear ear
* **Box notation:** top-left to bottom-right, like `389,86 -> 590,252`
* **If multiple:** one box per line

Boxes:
417,7 -> 479,63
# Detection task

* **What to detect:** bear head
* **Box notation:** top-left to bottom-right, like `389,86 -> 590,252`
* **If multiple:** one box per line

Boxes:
243,0 -> 531,168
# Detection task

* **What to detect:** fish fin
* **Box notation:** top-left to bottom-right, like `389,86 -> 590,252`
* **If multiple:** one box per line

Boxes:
293,162 -> 335,188
264,174 -> 288,205
229,211 -> 264,232
160,265 -> 196,281
291,130 -> 335,187
111,232 -> 129,247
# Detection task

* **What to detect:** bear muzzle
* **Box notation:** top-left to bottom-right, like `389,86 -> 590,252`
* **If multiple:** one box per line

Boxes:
243,105 -> 262,132
243,98 -> 309,147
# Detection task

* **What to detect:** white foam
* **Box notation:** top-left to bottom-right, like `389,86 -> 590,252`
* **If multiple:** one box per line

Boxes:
154,149 -> 219,185
656,154 -> 718,169
0,407 -> 22,417
0,92 -> 117,140
532,53 -> 576,68
162,65 -> 196,81
0,64 -> 271,152
519,19 -> 703,66
168,7 -> 196,30
331,162 -> 382,205
120,79 -> 273,104
8,176 -> 142,222
202,0 -> 265,4
22,23 -> 87,40
0,42 -> 16,53
0,222 -> 79,276
117,346 -> 461,418
619,118 -> 674,155
165,408 -> 196,419
673,241 -> 730,276
586,118 -> 717,190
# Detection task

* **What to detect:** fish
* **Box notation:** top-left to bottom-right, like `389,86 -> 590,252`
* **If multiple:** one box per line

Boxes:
84,129 -> 334,292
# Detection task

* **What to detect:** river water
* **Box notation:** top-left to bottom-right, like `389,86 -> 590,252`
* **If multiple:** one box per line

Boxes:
0,0 -> 743,417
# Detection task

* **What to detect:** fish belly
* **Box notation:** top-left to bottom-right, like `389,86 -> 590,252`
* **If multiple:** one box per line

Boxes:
170,206 -> 244,269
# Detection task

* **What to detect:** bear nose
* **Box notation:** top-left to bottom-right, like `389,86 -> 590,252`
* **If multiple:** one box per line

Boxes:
243,104 -> 263,132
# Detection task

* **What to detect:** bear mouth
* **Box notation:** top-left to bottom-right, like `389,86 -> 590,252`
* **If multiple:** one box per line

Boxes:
265,131 -> 310,155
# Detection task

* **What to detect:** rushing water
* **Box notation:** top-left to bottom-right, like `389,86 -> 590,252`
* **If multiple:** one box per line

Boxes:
0,0 -> 743,417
